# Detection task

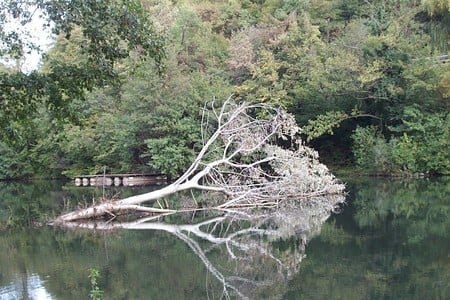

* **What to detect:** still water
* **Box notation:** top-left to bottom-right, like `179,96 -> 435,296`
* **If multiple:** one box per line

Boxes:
0,177 -> 448,299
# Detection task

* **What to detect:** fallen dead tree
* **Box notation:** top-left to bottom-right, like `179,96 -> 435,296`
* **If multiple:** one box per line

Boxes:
54,96 -> 345,223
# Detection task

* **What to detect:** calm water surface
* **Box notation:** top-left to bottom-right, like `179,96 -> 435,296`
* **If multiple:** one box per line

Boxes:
0,177 -> 448,299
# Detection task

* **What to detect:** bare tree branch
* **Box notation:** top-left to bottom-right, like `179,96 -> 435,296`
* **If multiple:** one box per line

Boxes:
54,96 -> 345,222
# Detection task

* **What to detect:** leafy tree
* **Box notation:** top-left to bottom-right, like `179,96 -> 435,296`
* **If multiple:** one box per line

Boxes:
390,108 -> 450,174
351,108 -> 450,175
1,0 -> 449,178
236,49 -> 287,106
55,22 -> 232,177
351,125 -> 394,174
0,104 -> 64,179
0,0 -> 165,139
438,70 -> 450,107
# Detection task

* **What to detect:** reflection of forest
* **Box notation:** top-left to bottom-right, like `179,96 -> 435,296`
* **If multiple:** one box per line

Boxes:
51,193 -> 345,299
0,181 -> 158,228
0,188 -> 344,299
0,273 -> 54,299
0,178 -> 448,299
285,177 -> 450,299
0,227 -> 220,299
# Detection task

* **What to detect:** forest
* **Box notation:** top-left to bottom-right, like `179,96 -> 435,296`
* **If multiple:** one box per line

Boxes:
1,0 -> 449,180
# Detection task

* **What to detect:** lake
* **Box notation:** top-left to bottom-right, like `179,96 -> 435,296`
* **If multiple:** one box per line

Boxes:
0,177 -> 448,299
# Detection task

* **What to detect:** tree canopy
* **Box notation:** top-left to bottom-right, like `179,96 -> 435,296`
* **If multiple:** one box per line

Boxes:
0,0 -> 448,179
0,0 -> 165,139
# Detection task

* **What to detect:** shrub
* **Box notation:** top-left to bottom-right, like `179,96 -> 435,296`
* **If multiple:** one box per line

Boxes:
352,110 -> 450,175
390,133 -> 418,173
352,126 -> 393,174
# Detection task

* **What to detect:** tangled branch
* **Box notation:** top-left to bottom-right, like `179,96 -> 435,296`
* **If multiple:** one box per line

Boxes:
54,96 -> 345,222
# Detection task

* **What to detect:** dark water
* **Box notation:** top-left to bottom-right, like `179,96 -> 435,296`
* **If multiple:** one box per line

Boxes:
0,177 -> 448,299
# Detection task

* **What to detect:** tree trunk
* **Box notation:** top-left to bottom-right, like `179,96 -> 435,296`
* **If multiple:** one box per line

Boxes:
53,97 -> 345,223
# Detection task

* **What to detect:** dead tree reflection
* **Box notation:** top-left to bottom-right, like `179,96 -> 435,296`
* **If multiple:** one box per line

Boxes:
61,193 -> 345,299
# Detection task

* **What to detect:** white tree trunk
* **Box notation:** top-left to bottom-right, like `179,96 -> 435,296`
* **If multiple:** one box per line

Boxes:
54,97 -> 345,223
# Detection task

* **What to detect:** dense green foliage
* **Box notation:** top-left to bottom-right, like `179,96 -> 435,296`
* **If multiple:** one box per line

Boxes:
0,0 -> 165,139
0,0 -> 449,178
352,109 -> 450,174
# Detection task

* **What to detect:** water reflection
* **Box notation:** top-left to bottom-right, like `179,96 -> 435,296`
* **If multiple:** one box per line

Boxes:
285,177 -> 450,300
0,180 -> 159,228
58,194 -> 345,299
0,273 -> 55,300
0,178 -> 448,299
